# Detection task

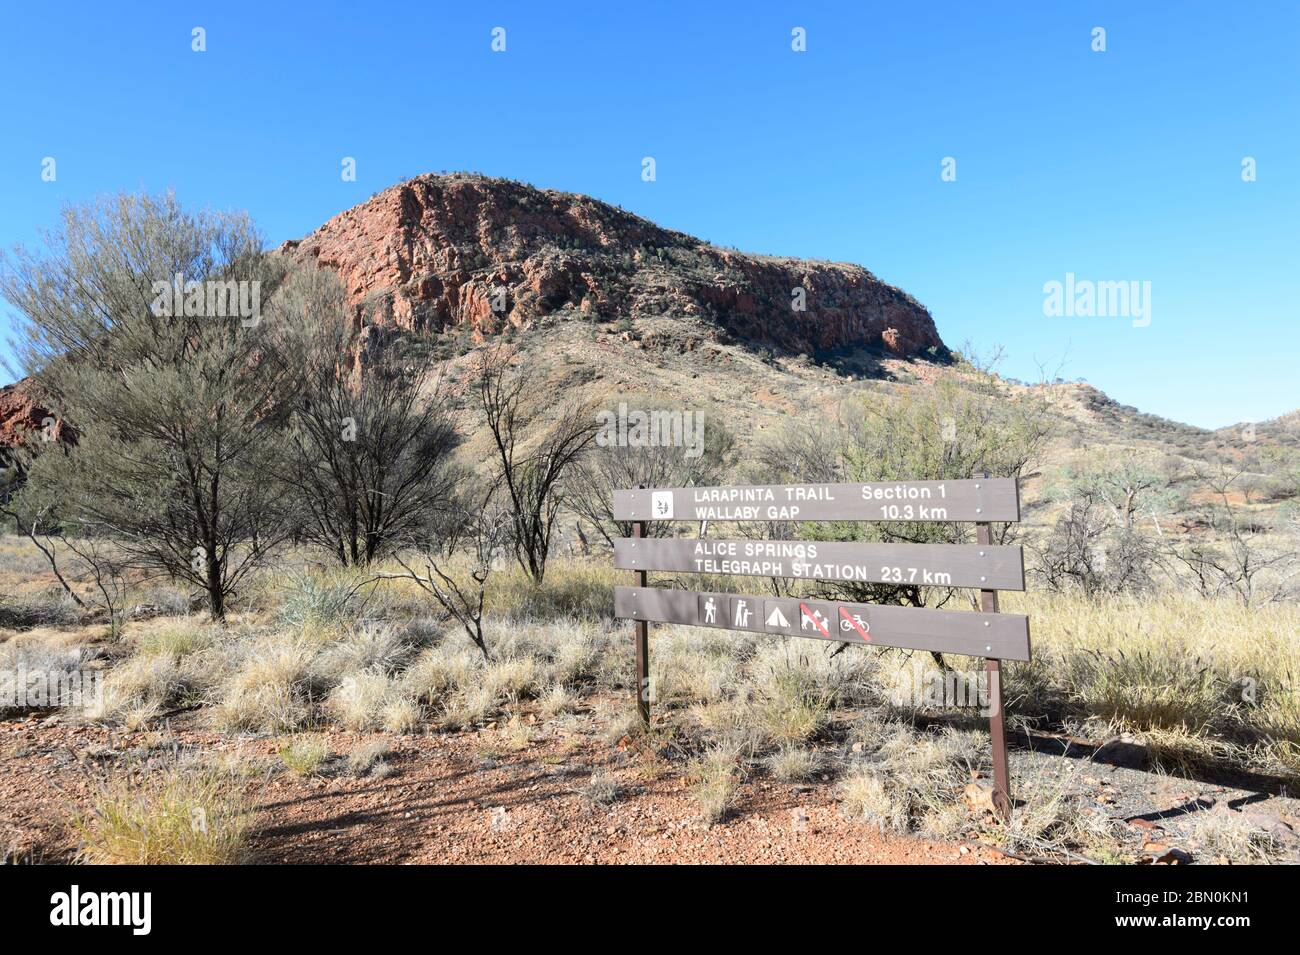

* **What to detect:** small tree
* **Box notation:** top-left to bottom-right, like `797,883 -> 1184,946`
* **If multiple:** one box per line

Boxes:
1,192 -> 299,621
1034,491 -> 1160,597
1062,450 -> 1178,535
277,266 -> 463,566
473,346 -> 598,583
3,447 -> 131,633
756,370 -> 1053,611
374,485 -> 509,660
1170,464 -> 1297,604
1,494 -> 87,611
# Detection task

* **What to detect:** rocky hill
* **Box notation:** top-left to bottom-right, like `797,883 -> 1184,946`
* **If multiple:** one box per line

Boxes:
279,173 -> 945,359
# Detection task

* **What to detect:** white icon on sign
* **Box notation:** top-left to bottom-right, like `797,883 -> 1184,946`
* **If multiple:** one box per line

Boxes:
766,606 -> 790,629
733,600 -> 752,628
801,605 -> 830,635
651,491 -> 674,519
703,597 -> 717,624
840,613 -> 868,633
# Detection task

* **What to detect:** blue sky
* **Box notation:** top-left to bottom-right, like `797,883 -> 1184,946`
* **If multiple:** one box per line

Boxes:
1,1 -> 1296,429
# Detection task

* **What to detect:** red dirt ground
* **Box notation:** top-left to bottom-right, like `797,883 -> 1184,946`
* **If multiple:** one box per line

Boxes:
1,706 -> 1012,865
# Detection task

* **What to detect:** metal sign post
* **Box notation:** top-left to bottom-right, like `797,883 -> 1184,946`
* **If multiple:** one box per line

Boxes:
632,516 -> 650,726
975,473 -> 1012,821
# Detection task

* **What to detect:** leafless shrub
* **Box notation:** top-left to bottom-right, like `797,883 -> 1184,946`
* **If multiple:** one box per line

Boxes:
473,345 -> 599,583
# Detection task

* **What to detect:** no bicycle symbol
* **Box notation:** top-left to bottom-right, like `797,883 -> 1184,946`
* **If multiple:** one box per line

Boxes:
838,606 -> 871,642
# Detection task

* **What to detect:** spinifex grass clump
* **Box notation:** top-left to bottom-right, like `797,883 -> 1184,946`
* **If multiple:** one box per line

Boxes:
277,735 -> 331,777
74,765 -> 250,865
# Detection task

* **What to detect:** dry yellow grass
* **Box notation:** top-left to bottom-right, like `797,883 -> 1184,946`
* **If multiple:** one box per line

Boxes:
73,766 -> 250,864
5,536 -> 1297,786
1005,591 -> 1300,774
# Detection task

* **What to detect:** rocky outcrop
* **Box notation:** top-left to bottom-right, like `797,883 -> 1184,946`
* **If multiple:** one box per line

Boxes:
0,380 -> 69,452
280,173 -> 945,358
0,378 -> 76,478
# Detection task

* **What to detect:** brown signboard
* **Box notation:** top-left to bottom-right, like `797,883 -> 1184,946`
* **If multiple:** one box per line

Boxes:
615,472 -> 1024,818
614,586 -> 1031,661
613,537 -> 1025,591
613,478 -> 1019,524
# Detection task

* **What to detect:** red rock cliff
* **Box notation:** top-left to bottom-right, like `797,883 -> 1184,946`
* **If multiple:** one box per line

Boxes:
280,173 -> 945,358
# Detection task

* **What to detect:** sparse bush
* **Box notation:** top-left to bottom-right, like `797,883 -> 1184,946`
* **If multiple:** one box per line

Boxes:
766,745 -> 821,782
326,671 -> 399,732
135,620 -> 213,659
278,735 -> 331,776
1035,494 -> 1160,597
689,745 -> 741,825
74,766 -> 250,864
402,641 -> 483,705
991,763 -> 1128,860
316,624 -> 412,679
580,769 -> 623,806
211,640 -> 315,733
276,568 -> 378,640
345,740 -> 392,777
496,715 -> 532,751
538,683 -> 578,718
751,664 -> 832,747
840,726 -> 983,833
381,698 -> 421,734
92,654 -> 185,723
840,769 -> 907,831
1188,808 -> 1287,864
484,655 -> 540,702
438,683 -> 501,730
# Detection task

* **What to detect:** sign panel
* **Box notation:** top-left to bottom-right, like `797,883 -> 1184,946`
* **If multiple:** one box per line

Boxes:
613,479 -> 1019,524
614,538 -> 1024,591
614,586 -> 1031,661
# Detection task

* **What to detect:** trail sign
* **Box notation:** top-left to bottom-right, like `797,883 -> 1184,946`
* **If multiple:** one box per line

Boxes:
613,472 -> 1028,819
614,478 -> 1019,523
614,537 -> 1025,591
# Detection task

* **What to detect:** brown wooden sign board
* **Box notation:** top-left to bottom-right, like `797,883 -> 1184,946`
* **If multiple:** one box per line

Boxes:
614,538 -> 1025,591
616,473 -> 1024,819
614,586 -> 1031,661
613,478 -> 1019,523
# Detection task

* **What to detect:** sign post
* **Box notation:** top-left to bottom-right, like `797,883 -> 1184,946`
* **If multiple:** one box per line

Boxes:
976,474 -> 1012,821
632,514 -> 650,726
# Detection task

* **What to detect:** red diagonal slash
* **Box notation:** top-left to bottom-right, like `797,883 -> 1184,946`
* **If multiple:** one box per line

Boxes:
799,603 -> 828,637
839,606 -> 871,642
